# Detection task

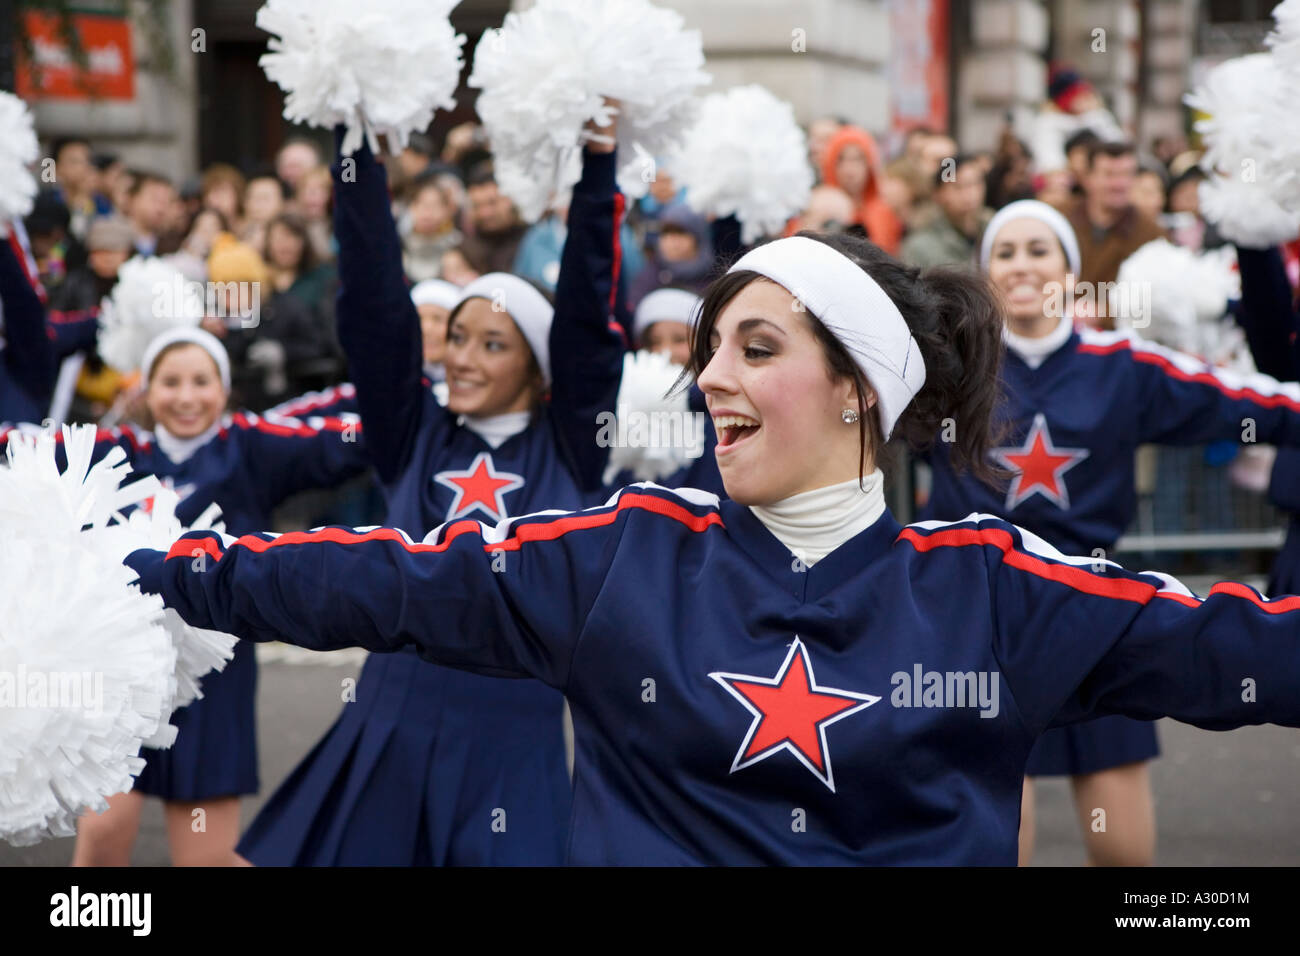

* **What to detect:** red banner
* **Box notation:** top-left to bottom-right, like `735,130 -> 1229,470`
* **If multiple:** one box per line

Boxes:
888,0 -> 949,144
15,11 -> 135,101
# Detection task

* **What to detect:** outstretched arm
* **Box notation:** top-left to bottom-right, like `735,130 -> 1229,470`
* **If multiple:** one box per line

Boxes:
229,411 -> 370,509
1088,332 -> 1300,446
263,382 -> 358,420
931,516 -> 1300,735
124,487 -> 648,690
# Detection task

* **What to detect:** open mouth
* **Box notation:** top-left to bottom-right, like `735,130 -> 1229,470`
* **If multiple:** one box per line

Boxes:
714,414 -> 761,449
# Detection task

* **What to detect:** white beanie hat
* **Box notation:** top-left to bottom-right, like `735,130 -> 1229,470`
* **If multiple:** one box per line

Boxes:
979,199 -> 1082,276
633,288 -> 702,342
453,273 -> 555,386
411,278 -> 461,311
141,326 -> 231,391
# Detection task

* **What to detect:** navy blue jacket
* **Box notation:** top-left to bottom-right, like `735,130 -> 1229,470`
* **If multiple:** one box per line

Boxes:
128,483 -> 1300,864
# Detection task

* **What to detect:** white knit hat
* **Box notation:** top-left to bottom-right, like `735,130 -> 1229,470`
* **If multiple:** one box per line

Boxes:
141,326 -> 231,391
633,287 -> 702,342
453,273 -> 555,386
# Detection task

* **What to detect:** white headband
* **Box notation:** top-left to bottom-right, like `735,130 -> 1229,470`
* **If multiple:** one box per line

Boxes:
141,326 -> 231,391
979,200 -> 1082,276
727,236 -> 925,440
454,273 -> 555,387
411,278 -> 461,311
633,288 -> 702,341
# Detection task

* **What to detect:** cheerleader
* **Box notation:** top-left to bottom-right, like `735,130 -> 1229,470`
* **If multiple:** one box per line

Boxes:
1,325 -> 369,865
231,116 -> 624,866
125,230 -> 1300,864
922,200 -> 1300,865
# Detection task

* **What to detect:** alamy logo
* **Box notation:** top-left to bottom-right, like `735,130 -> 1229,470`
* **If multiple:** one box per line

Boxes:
50,886 -> 151,936
890,664 -> 1000,718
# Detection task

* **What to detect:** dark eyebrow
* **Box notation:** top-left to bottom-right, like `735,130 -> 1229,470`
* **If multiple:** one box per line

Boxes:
736,317 -> 788,337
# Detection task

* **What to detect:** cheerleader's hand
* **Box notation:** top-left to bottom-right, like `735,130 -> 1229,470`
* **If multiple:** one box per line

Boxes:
583,97 -> 619,154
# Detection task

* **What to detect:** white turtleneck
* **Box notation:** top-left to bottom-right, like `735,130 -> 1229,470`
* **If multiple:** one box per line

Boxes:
460,410 -> 532,449
749,470 -> 886,567
155,420 -> 222,464
1003,313 -> 1074,369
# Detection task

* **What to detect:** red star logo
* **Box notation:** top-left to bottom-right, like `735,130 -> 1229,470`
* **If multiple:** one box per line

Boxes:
710,638 -> 880,792
433,451 -> 525,523
991,413 -> 1089,510
141,477 -> 197,515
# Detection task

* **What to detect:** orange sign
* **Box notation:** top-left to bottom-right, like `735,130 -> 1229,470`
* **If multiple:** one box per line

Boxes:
15,11 -> 135,101
888,0 -> 950,144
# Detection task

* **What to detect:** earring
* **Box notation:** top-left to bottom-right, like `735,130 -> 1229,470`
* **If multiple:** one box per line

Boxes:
841,408 -> 859,424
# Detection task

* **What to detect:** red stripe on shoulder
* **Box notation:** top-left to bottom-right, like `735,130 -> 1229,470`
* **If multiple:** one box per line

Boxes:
209,490 -> 723,560
898,525 -> 1157,604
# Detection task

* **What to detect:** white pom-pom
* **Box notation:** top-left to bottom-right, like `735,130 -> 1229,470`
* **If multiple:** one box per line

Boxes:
1267,0 -> 1300,65
0,426 -> 236,846
97,257 -> 203,375
469,0 -> 710,221
602,350 -> 701,484
257,0 -> 465,156
1112,239 -> 1239,356
1198,177 -> 1299,248
1186,52 -> 1300,240
98,495 -> 235,720
674,85 -> 813,244
0,92 -> 39,234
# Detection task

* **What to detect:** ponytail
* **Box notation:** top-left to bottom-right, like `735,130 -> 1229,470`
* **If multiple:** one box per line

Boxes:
890,263 -> 1008,484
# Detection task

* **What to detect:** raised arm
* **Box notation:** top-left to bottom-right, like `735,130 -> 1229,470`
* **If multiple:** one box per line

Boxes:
124,488 -> 640,690
915,516 -> 1300,736
1234,245 -> 1300,382
0,233 -> 56,413
548,132 -> 630,491
332,130 -> 437,484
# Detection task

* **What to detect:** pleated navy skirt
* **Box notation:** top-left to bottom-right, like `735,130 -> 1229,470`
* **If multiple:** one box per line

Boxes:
1025,715 -> 1159,777
237,647 -> 571,866
135,638 -> 260,800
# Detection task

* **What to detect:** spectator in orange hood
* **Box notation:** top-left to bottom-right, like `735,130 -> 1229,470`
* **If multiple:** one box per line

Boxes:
819,126 -> 904,256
